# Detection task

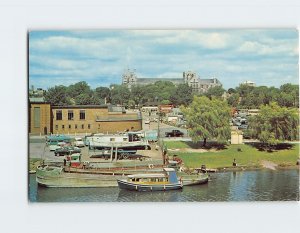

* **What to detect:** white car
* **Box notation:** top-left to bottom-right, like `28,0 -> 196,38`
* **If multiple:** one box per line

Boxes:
48,141 -> 67,151
74,137 -> 85,147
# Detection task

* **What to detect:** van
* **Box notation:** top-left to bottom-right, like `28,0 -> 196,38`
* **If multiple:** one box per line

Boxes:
74,137 -> 85,147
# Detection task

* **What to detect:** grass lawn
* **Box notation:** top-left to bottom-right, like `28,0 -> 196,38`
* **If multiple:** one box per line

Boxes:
164,141 -> 299,169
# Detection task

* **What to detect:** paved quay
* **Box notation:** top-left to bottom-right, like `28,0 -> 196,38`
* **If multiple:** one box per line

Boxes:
29,137 -> 164,167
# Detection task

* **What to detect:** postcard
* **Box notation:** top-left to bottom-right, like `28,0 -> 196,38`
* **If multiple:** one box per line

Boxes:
28,29 -> 299,202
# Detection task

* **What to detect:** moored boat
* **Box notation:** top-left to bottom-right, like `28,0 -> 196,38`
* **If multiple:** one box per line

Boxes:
36,165 -> 123,187
117,168 -> 183,191
179,173 -> 209,186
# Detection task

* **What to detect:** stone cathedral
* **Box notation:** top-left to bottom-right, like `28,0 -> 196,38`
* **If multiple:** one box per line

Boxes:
122,69 -> 222,93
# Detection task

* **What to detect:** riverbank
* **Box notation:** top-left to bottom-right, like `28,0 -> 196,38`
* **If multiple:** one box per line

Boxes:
164,141 -> 299,170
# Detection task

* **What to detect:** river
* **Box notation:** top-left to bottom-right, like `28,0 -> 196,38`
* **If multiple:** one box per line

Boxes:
29,169 -> 299,202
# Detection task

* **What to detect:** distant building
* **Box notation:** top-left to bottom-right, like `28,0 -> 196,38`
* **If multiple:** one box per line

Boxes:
242,80 -> 256,87
29,86 -> 46,97
122,69 -> 222,93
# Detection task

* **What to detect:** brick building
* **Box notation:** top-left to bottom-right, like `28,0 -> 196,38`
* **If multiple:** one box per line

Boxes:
29,100 -> 142,135
29,99 -> 52,135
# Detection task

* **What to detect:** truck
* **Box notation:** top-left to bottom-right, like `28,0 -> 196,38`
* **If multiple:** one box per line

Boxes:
165,129 -> 184,137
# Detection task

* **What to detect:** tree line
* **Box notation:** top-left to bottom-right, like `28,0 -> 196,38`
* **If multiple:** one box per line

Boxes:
182,96 -> 299,149
35,80 -> 298,148
39,80 -> 298,110
41,81 -> 194,107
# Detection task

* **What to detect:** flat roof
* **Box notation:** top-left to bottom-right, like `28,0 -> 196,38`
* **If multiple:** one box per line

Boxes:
52,105 -> 108,109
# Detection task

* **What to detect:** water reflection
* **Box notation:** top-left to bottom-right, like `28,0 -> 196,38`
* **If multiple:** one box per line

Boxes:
117,189 -> 183,202
29,169 -> 299,202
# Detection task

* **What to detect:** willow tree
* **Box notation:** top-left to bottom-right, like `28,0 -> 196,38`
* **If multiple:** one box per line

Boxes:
182,96 -> 231,147
249,102 -> 299,149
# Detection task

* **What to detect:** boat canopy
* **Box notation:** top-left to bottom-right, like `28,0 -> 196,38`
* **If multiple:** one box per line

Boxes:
128,173 -> 166,179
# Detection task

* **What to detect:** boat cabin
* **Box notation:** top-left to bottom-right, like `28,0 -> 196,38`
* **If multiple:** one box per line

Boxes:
127,174 -> 169,184
126,168 -> 178,184
66,153 -> 81,167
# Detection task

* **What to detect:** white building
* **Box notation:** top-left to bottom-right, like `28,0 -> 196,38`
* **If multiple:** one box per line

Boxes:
242,80 -> 256,87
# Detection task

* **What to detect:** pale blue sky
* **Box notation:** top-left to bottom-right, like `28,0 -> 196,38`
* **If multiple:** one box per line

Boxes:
29,29 -> 299,90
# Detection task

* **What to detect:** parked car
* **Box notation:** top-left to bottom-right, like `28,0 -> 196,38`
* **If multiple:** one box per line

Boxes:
165,129 -> 184,137
234,121 -> 242,126
74,137 -> 85,147
54,146 -> 81,156
144,119 -> 150,124
238,124 -> 248,130
48,141 -> 68,151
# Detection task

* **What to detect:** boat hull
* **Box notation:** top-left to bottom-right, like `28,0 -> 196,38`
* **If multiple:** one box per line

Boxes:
36,165 -> 122,187
117,179 -> 183,191
180,174 -> 209,186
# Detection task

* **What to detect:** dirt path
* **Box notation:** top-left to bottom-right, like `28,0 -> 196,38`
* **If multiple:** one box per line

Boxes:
261,160 -> 278,170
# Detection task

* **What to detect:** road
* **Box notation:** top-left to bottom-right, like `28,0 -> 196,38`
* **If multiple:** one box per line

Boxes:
142,116 -> 189,139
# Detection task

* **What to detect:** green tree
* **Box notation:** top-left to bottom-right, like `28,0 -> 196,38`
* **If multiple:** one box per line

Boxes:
170,84 -> 193,106
276,84 -> 299,107
67,81 -> 91,99
127,99 -> 136,109
227,93 -> 240,107
204,86 -> 225,99
182,96 -> 231,147
130,85 -> 147,106
249,102 -> 299,149
227,88 -> 236,94
95,86 -> 111,103
236,84 -> 255,97
110,85 -> 131,105
44,85 -> 71,106
75,93 -> 99,105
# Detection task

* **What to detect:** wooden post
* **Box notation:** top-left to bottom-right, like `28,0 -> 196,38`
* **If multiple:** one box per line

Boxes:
115,146 -> 118,161
110,145 -> 113,162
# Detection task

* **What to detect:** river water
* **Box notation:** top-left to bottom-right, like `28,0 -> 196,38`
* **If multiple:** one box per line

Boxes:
29,169 -> 299,202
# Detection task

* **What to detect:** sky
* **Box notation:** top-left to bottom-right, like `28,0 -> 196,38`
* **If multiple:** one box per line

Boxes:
29,29 -> 299,90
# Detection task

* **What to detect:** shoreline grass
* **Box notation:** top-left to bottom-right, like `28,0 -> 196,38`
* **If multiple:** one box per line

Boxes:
164,141 -> 299,169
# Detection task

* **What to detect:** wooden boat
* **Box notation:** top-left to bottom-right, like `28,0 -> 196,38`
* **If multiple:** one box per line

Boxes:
36,165 -> 123,187
117,168 -> 183,191
35,164 -> 164,188
179,173 -> 209,186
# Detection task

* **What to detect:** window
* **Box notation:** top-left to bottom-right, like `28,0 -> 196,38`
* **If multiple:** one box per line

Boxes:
56,110 -> 62,120
75,124 -> 77,129
88,124 -> 91,129
69,125 -> 71,129
34,107 -> 40,128
55,125 -> 58,130
81,124 -> 84,129
80,110 -> 85,120
68,110 -> 74,120
98,124 -> 100,129
62,125 -> 65,129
